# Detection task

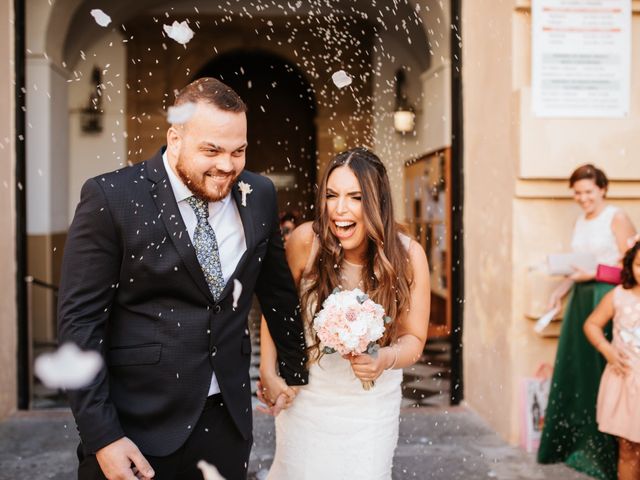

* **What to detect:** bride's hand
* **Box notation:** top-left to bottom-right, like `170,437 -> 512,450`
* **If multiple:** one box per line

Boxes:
348,348 -> 394,383
256,375 -> 297,416
256,389 -> 290,416
260,372 -> 297,405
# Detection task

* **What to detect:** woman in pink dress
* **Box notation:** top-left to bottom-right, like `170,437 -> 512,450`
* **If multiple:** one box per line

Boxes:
584,240 -> 640,480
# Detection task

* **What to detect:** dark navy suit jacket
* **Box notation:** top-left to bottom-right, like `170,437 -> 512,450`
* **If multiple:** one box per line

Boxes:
58,149 -> 308,456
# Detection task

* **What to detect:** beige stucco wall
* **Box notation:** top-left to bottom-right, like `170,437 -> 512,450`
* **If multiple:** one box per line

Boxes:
516,1 -> 640,179
67,29 -> 127,219
464,0 -> 640,444
0,0 -> 17,419
462,0 -> 517,441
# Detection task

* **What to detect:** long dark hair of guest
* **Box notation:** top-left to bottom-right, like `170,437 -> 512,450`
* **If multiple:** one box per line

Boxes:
621,241 -> 640,289
302,147 -> 413,362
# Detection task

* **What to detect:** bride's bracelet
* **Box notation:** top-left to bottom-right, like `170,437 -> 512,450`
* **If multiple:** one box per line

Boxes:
386,344 -> 399,370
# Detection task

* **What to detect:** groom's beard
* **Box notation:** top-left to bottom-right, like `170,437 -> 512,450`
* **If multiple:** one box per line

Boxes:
176,155 -> 239,202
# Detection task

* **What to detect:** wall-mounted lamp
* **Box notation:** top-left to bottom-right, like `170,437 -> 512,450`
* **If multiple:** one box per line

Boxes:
80,66 -> 103,134
393,68 -> 415,134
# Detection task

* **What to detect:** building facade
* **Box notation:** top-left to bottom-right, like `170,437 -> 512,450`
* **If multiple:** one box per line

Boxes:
0,0 -> 639,446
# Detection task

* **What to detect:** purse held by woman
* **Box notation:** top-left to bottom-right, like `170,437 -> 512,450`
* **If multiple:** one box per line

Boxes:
595,264 -> 622,285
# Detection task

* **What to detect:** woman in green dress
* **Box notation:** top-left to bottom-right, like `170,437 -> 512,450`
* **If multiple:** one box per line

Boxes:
538,165 -> 636,479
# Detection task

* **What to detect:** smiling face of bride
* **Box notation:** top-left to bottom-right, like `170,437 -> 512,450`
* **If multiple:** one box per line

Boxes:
325,166 -> 368,264
305,147 -> 412,356
317,149 -> 393,266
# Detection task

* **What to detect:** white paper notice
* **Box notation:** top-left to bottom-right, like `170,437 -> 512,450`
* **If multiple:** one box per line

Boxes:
547,252 -> 597,276
532,0 -> 631,118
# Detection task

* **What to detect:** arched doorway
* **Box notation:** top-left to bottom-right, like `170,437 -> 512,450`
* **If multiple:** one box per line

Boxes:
196,50 -> 317,222
18,0 -> 462,413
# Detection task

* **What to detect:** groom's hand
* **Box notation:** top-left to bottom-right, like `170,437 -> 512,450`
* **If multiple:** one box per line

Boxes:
96,437 -> 155,480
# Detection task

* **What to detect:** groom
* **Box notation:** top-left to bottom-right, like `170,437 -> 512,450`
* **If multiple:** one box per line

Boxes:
57,77 -> 308,480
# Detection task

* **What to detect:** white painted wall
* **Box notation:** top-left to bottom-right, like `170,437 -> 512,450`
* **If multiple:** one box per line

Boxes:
0,0 -> 17,419
26,57 -> 69,234
371,32 -> 426,219
27,0 -> 86,66
27,0 -> 128,227
67,30 -> 127,221
371,0 -> 452,219
26,0 -> 54,55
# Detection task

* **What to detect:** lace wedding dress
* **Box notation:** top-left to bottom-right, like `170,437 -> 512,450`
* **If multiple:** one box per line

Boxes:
266,237 -> 407,480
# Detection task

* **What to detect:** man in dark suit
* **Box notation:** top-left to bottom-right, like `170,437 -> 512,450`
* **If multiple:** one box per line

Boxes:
57,77 -> 308,480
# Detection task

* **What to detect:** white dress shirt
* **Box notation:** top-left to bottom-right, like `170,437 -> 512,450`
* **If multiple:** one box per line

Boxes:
162,152 -> 246,395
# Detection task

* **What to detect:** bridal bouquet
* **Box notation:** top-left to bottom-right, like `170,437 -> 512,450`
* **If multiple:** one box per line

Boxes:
312,288 -> 391,390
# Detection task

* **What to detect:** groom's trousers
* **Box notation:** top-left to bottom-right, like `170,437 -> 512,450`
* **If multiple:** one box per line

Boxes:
76,394 -> 252,480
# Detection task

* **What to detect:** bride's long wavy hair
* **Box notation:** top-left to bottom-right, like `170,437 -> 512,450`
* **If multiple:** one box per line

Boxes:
302,147 -> 413,362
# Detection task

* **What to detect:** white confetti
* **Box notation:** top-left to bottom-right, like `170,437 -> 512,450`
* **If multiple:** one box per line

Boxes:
331,70 -> 352,89
167,102 -> 197,124
256,469 -> 269,480
232,279 -> 242,309
197,460 -> 225,480
90,9 -> 111,27
163,20 -> 195,45
34,343 -> 102,389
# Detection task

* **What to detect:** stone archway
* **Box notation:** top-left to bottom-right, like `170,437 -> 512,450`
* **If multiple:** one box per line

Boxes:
196,50 -> 317,220
21,0 -> 453,410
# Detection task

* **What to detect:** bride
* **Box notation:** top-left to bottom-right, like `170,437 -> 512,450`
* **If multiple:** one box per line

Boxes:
258,147 -> 430,479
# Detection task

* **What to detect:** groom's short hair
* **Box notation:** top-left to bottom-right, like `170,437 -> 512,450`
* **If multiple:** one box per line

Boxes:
174,77 -> 247,113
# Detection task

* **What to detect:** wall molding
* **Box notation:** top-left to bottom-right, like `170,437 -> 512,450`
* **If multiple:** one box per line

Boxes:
515,0 -> 640,13
516,179 -> 640,199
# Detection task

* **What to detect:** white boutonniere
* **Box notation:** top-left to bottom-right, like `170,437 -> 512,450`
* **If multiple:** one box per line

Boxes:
238,181 -> 253,207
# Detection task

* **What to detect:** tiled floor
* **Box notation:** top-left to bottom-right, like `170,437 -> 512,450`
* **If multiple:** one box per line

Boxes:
401,338 -> 451,408
0,404 -> 591,480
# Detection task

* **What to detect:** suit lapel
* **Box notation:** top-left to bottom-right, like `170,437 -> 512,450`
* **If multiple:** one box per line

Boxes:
232,174 -> 256,253
216,175 -> 257,301
146,152 -> 215,303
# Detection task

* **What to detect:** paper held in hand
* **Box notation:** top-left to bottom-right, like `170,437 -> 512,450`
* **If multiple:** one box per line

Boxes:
547,253 -> 597,276
534,306 -> 560,334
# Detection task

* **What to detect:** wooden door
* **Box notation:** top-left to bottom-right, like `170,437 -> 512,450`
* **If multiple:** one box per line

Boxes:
405,149 -> 452,339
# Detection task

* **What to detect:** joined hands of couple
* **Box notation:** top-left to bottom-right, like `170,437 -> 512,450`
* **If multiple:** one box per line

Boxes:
256,374 -> 298,416
257,348 -> 397,416
94,347 -> 402,478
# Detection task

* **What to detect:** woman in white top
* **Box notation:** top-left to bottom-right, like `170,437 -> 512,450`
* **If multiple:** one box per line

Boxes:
538,164 -> 636,480
258,147 -> 431,480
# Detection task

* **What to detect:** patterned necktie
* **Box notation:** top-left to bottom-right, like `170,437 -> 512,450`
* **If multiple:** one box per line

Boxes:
186,196 -> 225,301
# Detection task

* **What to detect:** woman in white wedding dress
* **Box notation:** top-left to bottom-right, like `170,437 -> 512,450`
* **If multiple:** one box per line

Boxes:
259,147 -> 431,480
